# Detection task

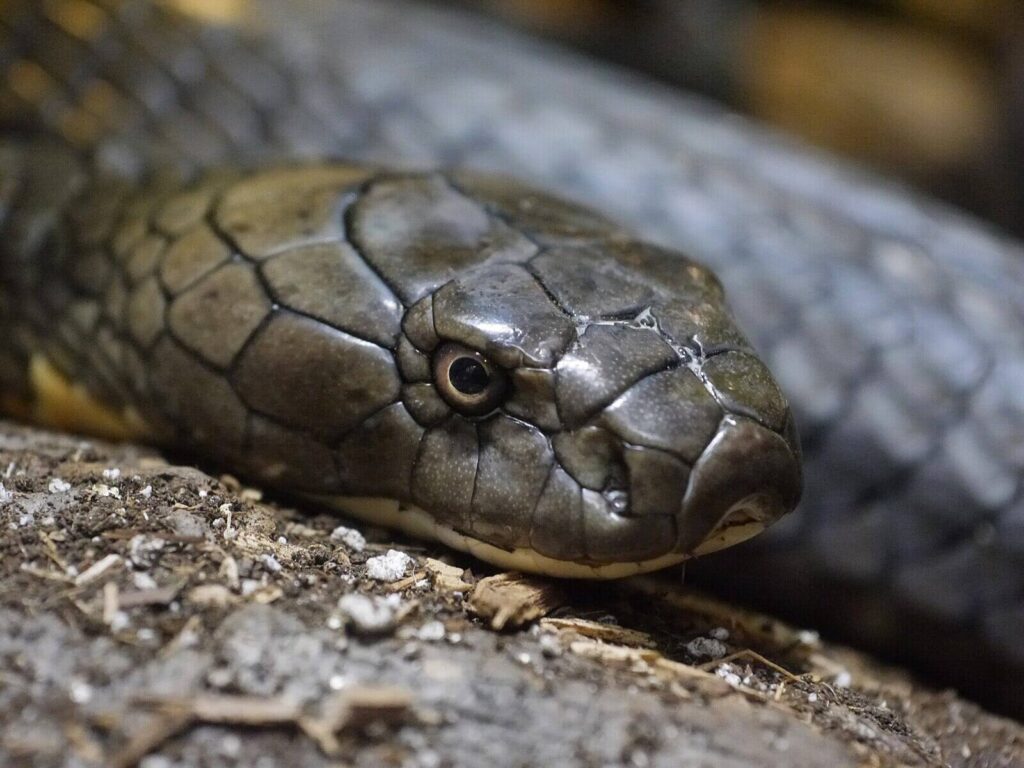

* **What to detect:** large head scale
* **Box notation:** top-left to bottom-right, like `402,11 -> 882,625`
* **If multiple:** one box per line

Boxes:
154,164 -> 801,578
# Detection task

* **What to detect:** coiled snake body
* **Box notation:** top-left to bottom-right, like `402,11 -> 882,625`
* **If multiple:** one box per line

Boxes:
0,0 -> 1022,715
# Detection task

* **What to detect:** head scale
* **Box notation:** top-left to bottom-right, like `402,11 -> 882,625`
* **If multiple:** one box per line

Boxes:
205,166 -> 801,576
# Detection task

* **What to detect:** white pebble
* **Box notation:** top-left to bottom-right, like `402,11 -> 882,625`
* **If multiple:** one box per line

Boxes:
417,620 -> 446,642
138,485 -> 153,499
69,678 -> 93,703
329,525 -> 366,552
102,468 -> 121,480
833,671 -> 852,688
715,666 -> 742,687
261,554 -> 282,573
807,692 -> 818,703
0,482 -> 13,503
708,627 -> 730,641
48,478 -> 71,494
365,549 -> 413,582
129,535 -> 166,568
797,630 -> 820,646
685,636 -> 728,659
92,483 -> 121,499
328,674 -> 348,691
338,593 -> 399,634
133,572 -> 158,590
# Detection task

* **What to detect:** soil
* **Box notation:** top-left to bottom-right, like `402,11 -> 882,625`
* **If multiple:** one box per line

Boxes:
1,419 -> 1021,768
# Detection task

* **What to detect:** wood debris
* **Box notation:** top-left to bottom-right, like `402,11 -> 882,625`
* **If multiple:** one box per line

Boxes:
186,584 -> 237,608
468,572 -> 565,630
117,584 -> 181,609
73,553 -> 122,587
301,685 -> 414,754
423,558 -> 473,593
540,617 -> 655,648
114,686 -> 415,765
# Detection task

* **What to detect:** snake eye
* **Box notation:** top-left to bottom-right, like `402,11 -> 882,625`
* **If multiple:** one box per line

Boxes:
433,343 -> 508,416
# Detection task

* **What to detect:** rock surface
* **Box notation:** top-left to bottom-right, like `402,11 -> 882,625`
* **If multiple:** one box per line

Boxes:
0,420 -> 1021,768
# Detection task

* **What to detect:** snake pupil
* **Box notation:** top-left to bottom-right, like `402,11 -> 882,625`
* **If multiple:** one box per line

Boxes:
449,357 -> 490,395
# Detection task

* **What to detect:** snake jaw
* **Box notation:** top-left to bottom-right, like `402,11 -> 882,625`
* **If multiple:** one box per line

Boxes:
675,415 -> 802,555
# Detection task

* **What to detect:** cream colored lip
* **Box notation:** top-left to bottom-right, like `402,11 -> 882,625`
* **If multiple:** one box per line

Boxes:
308,494 -> 766,579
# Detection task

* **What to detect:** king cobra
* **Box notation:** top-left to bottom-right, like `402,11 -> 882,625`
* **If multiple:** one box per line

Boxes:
0,0 -> 1021,716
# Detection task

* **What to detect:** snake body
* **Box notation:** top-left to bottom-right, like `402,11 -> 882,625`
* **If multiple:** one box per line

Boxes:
0,0 -> 1022,715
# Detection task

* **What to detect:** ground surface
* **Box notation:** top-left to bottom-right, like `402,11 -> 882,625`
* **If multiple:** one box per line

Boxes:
0,420 -> 1021,768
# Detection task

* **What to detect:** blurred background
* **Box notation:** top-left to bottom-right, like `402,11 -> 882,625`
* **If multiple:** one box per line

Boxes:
442,0 -> 1024,237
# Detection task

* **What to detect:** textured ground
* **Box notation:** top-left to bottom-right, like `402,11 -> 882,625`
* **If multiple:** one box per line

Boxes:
0,420 -> 1022,768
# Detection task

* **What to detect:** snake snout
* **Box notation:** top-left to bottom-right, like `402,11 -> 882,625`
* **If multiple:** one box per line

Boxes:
676,416 -> 802,556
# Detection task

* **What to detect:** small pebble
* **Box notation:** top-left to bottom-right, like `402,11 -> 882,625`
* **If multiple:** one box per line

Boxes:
685,637 -> 728,659
138,485 -> 153,499
48,478 -> 71,493
539,632 -> 562,658
330,525 -> 366,552
715,666 -> 742,687
0,482 -> 13,503
338,593 -> 401,634
417,620 -> 446,642
102,468 -> 121,480
365,549 -> 413,582
129,535 -> 166,568
68,678 -> 93,704
261,554 -> 282,573
133,572 -> 158,590
328,674 -> 348,690
797,630 -> 820,646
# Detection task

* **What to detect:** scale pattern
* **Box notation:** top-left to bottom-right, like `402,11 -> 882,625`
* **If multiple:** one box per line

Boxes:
0,155 -> 801,565
0,0 -> 1021,714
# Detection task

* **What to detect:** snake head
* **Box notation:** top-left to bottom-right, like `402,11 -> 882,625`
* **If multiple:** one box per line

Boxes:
327,171 -> 801,576
150,165 -> 798,578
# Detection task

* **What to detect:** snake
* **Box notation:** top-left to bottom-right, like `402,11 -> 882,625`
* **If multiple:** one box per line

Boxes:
0,0 -> 1021,716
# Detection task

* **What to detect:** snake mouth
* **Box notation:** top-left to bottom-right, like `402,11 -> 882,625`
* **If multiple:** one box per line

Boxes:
674,415 -> 802,556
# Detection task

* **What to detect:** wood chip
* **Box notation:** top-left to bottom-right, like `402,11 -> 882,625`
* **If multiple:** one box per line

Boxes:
121,687 -> 414,763
74,554 -> 122,587
385,569 -> 427,592
118,584 -> 181,608
423,558 -> 473,593
468,572 -> 564,630
568,639 -> 660,666
188,694 -> 302,724
102,581 -> 120,624
301,685 -> 413,755
186,583 -> 237,608
541,617 -> 655,648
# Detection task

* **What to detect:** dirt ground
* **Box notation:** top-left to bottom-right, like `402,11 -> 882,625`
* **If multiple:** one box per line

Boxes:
0,419 -> 1021,768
